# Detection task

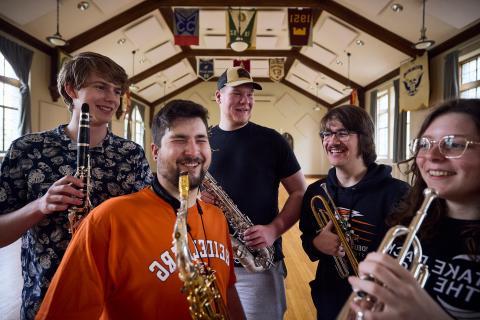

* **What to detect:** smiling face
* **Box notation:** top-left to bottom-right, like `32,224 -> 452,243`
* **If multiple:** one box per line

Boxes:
416,113 -> 480,203
152,117 -> 211,194
323,119 -> 364,170
215,84 -> 254,130
67,73 -> 122,127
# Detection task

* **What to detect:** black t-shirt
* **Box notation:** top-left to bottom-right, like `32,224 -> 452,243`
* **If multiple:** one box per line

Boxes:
387,217 -> 480,319
209,122 -> 301,261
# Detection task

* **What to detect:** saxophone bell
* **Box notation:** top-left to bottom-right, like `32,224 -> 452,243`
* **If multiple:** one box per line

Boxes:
337,188 -> 438,320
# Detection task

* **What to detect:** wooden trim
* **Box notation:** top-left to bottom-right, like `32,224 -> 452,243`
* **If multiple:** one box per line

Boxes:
63,0 -> 162,53
365,68 -> 399,91
280,79 -> 332,109
150,78 -> 204,111
332,96 -> 349,107
184,48 -> 293,57
0,18 -> 54,55
130,52 -> 187,84
318,2 -> 419,57
130,92 -> 151,106
429,21 -> 480,58
294,53 -> 363,89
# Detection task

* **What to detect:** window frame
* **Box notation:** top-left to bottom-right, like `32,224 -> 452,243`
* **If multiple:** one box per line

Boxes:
0,54 -> 21,157
459,53 -> 480,98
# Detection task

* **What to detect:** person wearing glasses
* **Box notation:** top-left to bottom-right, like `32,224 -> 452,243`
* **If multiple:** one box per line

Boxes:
299,104 -> 409,320
0,52 -> 152,319
347,99 -> 480,319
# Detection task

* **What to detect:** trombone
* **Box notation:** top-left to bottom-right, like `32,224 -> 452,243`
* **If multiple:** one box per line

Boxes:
310,183 -> 359,279
337,188 -> 437,320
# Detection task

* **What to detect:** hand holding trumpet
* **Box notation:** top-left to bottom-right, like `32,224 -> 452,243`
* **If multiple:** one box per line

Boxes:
347,252 -> 453,320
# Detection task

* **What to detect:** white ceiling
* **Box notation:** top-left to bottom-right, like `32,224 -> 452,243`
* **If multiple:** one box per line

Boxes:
0,0 -> 479,107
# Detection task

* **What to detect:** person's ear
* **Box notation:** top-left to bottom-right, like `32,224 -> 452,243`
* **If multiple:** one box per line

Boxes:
64,83 -> 78,99
151,143 -> 159,160
215,90 -> 221,104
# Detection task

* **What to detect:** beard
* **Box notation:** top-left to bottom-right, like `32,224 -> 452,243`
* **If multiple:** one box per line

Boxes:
158,156 -> 207,191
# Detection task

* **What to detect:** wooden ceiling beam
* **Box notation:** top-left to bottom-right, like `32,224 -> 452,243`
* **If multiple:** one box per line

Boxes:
318,1 -> 420,58
281,79 -> 332,109
130,52 -> 187,84
63,0 -> 162,53
154,79 -> 203,108
0,18 -> 54,55
293,52 -> 363,89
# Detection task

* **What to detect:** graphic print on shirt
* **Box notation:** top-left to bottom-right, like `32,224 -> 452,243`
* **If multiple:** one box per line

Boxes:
387,243 -> 480,319
148,239 -> 230,282
338,206 -> 376,260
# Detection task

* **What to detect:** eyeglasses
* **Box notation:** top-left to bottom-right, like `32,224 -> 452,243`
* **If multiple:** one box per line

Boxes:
319,129 -> 356,142
410,135 -> 480,159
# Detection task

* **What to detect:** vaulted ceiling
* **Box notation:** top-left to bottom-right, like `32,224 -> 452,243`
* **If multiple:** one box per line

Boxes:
1,0 -> 480,120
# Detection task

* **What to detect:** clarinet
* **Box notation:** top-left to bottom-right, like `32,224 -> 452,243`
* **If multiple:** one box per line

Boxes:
67,103 -> 92,235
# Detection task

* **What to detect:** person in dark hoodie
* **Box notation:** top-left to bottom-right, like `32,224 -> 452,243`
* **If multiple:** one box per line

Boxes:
299,104 -> 410,320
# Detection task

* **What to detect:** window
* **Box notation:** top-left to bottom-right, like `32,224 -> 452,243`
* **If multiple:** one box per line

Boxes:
124,104 -> 145,147
0,52 -> 21,157
460,54 -> 480,98
375,86 -> 395,160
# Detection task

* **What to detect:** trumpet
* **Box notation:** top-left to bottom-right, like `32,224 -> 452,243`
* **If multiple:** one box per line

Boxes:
337,188 -> 437,320
310,183 -> 359,278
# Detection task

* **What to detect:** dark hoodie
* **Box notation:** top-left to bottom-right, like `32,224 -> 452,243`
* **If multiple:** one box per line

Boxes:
299,163 -> 410,320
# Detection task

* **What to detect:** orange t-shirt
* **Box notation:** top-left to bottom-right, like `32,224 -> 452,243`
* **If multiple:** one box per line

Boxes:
36,187 -> 235,319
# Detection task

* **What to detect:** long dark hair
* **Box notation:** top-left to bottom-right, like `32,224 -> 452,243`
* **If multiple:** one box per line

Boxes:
389,99 -> 480,258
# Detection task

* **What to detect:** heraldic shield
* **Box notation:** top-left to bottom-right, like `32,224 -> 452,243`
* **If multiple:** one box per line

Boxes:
198,58 -> 214,81
269,58 -> 285,82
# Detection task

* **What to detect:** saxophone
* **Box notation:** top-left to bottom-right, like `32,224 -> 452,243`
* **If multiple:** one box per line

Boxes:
173,172 -> 230,320
67,103 -> 92,235
202,172 -> 275,272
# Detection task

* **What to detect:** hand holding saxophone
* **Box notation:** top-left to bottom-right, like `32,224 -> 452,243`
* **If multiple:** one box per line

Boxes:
347,252 -> 452,320
243,223 -> 278,249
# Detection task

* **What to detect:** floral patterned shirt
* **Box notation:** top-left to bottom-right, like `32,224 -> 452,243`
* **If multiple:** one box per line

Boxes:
0,125 -> 153,320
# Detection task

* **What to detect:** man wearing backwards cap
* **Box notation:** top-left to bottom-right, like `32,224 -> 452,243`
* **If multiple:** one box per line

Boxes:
203,66 -> 307,320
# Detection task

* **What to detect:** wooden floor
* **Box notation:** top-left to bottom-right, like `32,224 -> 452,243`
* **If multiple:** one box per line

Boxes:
280,180 -> 317,320
0,181 -> 318,320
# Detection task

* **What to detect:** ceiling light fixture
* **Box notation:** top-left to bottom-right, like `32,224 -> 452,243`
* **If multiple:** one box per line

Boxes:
391,3 -> 403,12
343,52 -> 352,93
355,39 -> 364,46
77,1 -> 90,11
413,0 -> 435,50
313,82 -> 321,112
129,50 -> 139,91
117,38 -> 126,45
230,7 -> 249,52
46,0 -> 68,46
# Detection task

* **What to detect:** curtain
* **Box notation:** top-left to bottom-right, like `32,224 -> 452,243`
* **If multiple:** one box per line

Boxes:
393,79 -> 407,162
0,35 -> 34,135
443,50 -> 459,100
